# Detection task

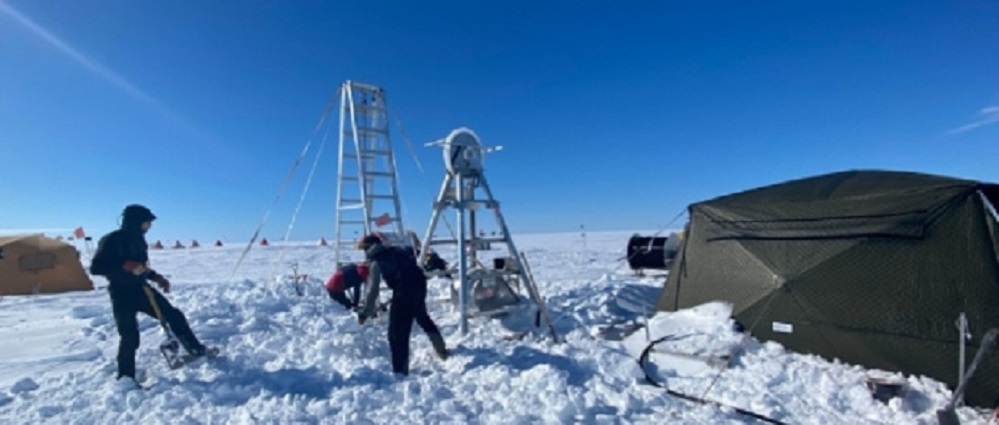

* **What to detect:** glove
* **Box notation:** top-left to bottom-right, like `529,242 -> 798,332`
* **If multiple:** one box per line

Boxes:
122,261 -> 148,276
151,274 -> 171,294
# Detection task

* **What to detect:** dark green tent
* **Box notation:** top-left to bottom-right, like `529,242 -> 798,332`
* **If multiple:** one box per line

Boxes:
657,170 -> 999,406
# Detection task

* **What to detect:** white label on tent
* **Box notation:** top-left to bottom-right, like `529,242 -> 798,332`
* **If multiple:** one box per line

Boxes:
772,322 -> 793,334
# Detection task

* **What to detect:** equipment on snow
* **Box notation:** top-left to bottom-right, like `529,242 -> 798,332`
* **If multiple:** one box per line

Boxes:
420,128 -> 556,340
638,335 -> 787,425
171,346 -> 222,369
938,328 -> 999,425
142,286 -> 219,370
353,301 -> 391,325
520,252 -> 559,343
592,320 -> 645,342
142,286 -> 185,369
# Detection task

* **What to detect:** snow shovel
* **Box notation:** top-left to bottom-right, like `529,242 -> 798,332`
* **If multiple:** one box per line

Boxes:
142,285 -> 185,369
937,328 -> 999,425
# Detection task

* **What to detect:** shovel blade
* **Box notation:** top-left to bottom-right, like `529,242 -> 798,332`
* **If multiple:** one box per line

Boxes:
159,339 -> 184,369
936,408 -> 961,425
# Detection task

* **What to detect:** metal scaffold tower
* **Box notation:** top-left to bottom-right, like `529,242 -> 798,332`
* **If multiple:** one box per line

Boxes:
334,81 -> 406,264
421,128 -> 558,341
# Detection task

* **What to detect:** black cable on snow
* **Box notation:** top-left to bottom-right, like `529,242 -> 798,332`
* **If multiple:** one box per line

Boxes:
638,335 -> 788,425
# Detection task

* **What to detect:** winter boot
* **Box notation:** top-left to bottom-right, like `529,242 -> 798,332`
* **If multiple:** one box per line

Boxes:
427,332 -> 449,360
113,375 -> 143,392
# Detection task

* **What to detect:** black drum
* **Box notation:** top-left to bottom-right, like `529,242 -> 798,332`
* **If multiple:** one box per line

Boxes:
626,233 -> 680,270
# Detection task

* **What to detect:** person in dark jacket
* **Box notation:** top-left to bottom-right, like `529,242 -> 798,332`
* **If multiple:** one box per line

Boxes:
358,234 -> 448,375
326,262 -> 369,310
90,204 -> 213,384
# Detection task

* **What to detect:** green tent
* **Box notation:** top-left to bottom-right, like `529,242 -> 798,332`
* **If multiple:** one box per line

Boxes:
657,170 -> 999,406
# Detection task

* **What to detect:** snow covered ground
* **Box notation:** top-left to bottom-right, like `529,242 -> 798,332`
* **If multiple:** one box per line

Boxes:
0,230 -> 991,424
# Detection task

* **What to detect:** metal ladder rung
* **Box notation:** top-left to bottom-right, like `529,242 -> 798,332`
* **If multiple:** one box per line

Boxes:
337,82 -> 405,263
427,237 -> 507,246
338,203 -> 365,210
344,127 -> 387,135
341,155 -> 382,162
351,104 -> 385,113
474,237 -> 508,244
346,81 -> 383,92
342,151 -> 378,159
342,175 -> 390,181
341,195 -> 393,202
434,199 -> 499,209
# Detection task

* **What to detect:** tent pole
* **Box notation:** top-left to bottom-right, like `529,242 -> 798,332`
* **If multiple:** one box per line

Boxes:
957,312 -> 968,393
456,174 -> 468,335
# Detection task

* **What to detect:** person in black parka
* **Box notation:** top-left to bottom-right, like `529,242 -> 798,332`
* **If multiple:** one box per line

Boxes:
358,234 -> 448,375
90,204 -> 211,383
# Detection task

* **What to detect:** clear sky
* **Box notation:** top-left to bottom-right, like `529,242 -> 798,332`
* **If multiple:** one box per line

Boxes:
2,1 -> 997,242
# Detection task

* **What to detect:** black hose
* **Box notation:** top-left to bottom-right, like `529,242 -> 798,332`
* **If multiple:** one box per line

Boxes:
638,335 -> 788,425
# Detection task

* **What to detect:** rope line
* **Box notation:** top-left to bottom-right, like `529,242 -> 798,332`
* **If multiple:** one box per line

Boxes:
271,121 -> 333,277
230,92 -> 339,278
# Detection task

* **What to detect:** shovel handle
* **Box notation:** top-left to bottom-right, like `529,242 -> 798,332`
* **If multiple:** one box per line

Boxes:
142,285 -> 174,336
948,328 -> 999,409
142,286 -> 165,321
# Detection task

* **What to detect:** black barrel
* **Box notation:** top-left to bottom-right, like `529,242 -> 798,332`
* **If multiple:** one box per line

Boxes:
626,233 -> 680,270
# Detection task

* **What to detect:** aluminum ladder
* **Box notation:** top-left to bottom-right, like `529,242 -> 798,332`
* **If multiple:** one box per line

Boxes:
334,81 -> 406,264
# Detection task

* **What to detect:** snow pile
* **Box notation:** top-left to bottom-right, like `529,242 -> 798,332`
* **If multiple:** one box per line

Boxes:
0,231 -> 989,424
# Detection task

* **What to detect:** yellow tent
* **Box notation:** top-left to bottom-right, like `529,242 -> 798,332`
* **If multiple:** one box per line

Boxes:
0,234 -> 94,295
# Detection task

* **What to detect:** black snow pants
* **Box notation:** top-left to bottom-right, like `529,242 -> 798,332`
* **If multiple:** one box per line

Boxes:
387,276 -> 442,375
109,282 -> 204,379
328,284 -> 361,310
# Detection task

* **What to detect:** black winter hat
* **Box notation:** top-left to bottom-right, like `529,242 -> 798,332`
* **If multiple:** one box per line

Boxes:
122,204 -> 156,223
357,234 -> 383,250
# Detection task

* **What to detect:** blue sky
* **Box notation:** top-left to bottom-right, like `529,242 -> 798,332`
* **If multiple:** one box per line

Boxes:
1,1 -> 997,242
